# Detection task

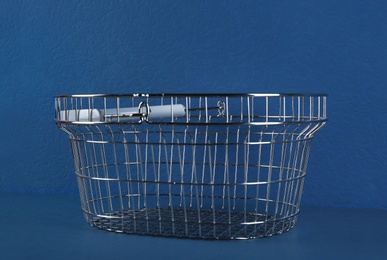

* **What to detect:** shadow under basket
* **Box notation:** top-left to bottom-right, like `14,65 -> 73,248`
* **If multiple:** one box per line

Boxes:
56,93 -> 327,240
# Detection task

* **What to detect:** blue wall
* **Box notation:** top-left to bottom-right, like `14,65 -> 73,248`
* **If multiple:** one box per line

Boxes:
0,0 -> 386,210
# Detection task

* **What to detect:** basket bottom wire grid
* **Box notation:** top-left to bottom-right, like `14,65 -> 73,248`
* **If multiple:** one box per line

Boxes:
86,208 -> 297,239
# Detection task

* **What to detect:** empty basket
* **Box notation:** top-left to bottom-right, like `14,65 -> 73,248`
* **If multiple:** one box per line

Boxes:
55,93 -> 327,239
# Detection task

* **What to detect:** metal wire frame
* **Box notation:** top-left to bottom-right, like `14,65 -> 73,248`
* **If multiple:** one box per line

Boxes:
56,93 -> 327,239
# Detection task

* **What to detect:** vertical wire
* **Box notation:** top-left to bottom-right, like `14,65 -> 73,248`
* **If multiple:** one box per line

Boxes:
122,127 -> 135,219
280,124 -> 301,217
240,96 -> 244,123
81,132 -> 97,216
198,97 -> 202,122
72,134 -> 86,213
279,96 -> 282,121
99,128 -> 114,216
90,131 -> 104,215
78,97 -> 82,120
225,97 -> 229,123
155,97 -> 162,234
296,140 -> 312,209
116,97 -> 120,123
280,127 -> 297,216
150,137 -> 157,226
169,125 -> 176,234
298,96 -> 301,122
291,96 -> 295,122
179,126 -> 189,235
290,126 -> 314,230
283,141 -> 295,217
134,128 -> 142,211
211,132 -> 219,228
243,126 -> 251,230
74,140 -> 90,215
71,141 -> 82,207
222,126 -> 229,210
290,142 -> 303,217
205,97 -> 209,123
274,132 -> 288,224
84,129 -> 96,215
103,97 -> 107,122
283,96 -> 286,122
107,99 -> 117,217
58,97 -> 63,119
191,126 -> 202,236
276,98 -> 293,221
253,126 -> 265,233
265,97 -> 269,123
323,96 -> 327,119
186,97 -> 189,123
224,99 -> 231,235
318,96 -> 321,120
89,133 -> 105,220
247,96 -> 251,123
108,126 -> 124,220
55,98 -> 59,120
131,126 -> 141,214
287,137 -> 301,216
131,127 -> 140,232
207,138 -> 215,237
309,96 -> 313,120
264,134 -> 276,233
223,126 -> 231,234
190,127 -> 197,207
200,126 -> 208,207
171,97 -> 174,123
244,97 -> 251,234
157,126 -> 163,233
251,96 -> 254,122
178,132 -> 184,206
292,139 -> 309,215
233,127 -> 240,209
88,97 -> 91,121
144,126 -> 149,232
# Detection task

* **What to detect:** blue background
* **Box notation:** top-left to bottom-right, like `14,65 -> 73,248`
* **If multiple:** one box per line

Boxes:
0,0 -> 386,210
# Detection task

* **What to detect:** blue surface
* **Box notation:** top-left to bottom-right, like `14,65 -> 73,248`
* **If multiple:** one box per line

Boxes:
1,193 -> 387,259
0,0 -> 386,210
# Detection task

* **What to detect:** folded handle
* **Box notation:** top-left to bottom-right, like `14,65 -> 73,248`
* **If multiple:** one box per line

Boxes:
59,104 -> 186,122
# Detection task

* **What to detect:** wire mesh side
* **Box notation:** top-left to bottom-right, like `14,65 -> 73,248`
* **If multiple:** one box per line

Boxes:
66,123 -> 313,239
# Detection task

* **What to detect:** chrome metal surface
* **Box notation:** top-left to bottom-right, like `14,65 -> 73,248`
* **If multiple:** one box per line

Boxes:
56,93 -> 327,239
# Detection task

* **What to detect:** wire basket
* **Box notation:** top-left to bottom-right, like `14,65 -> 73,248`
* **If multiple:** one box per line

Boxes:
55,93 -> 327,239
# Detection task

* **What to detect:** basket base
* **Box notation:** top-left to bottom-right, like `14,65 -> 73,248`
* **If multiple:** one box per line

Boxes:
87,208 -> 296,239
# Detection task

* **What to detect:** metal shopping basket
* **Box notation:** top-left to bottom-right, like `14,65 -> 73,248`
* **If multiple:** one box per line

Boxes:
55,93 -> 327,239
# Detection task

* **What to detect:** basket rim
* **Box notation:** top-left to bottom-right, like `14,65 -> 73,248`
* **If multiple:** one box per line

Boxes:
55,119 -> 328,126
56,93 -> 328,98
55,93 -> 327,126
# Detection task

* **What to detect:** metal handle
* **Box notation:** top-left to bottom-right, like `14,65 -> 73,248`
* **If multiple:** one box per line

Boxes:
103,103 -> 186,123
